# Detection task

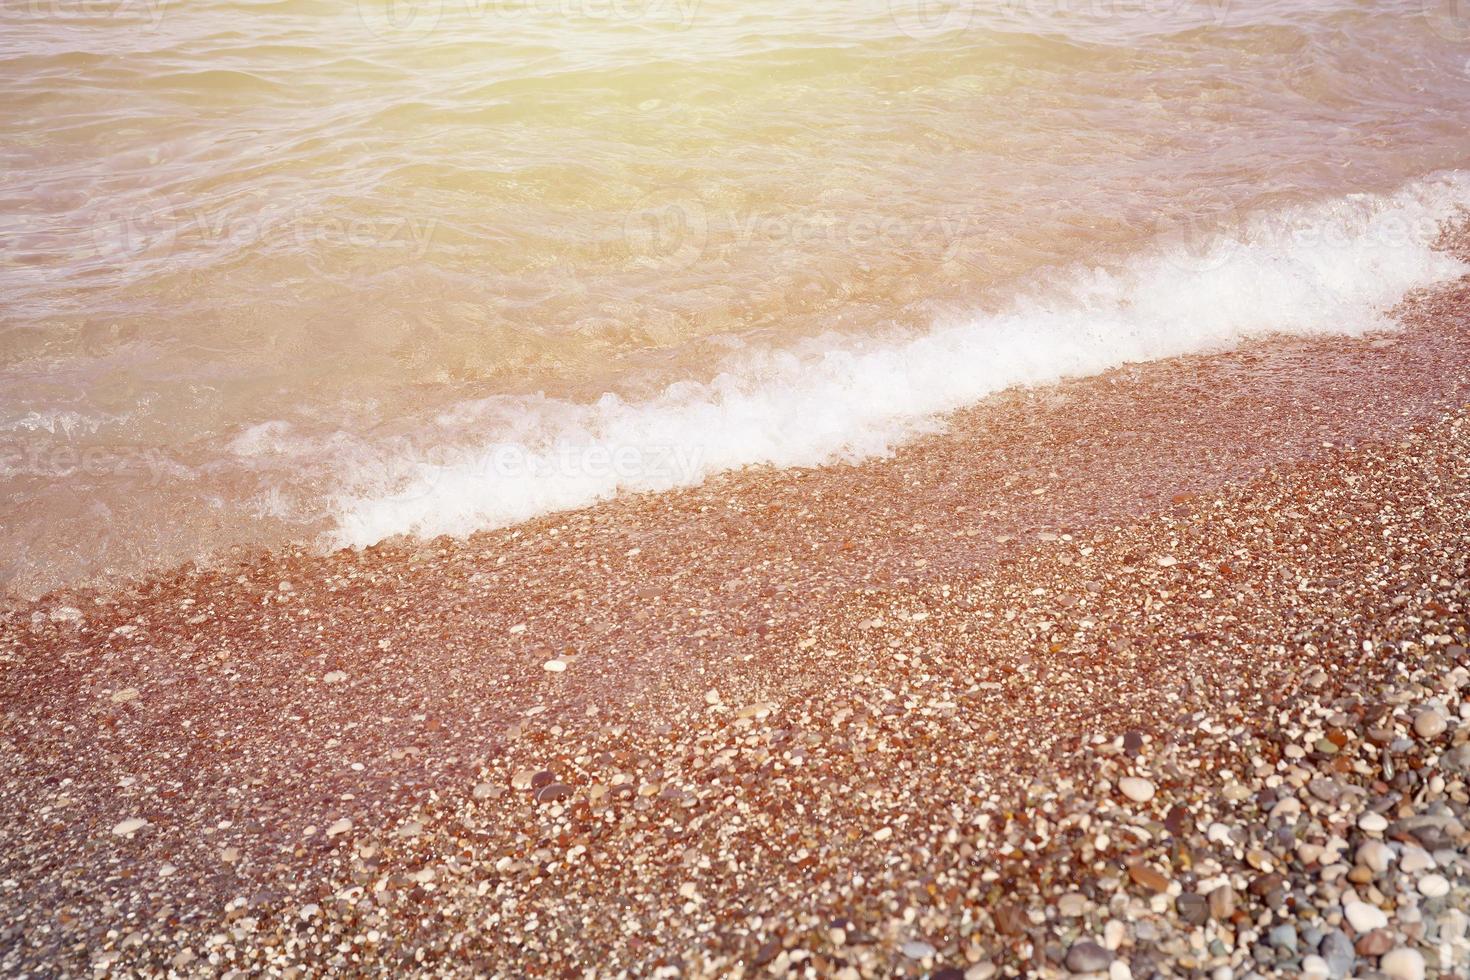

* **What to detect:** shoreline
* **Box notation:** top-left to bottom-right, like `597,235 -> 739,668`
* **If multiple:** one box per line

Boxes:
3,283 -> 1470,975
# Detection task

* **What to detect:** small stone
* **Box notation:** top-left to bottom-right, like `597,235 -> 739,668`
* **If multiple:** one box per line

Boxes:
1268,924 -> 1298,953
112,817 -> 148,836
110,688 -> 140,704
220,846 -> 239,863
1319,930 -> 1354,979
542,659 -> 566,673
1379,948 -> 1425,980
323,670 -> 348,684
1358,811 -> 1388,833
901,940 -> 936,960
535,782 -> 573,804
1118,777 -> 1156,803
1355,929 -> 1393,956
1414,708 -> 1447,739
1399,846 -> 1436,873
1176,893 -> 1208,926
1208,884 -> 1236,920
1418,873 -> 1450,898
1065,941 -> 1112,973
1058,892 -> 1089,917
1128,863 -> 1169,892
1343,900 -> 1388,933
326,818 -> 352,837
1356,840 -> 1393,874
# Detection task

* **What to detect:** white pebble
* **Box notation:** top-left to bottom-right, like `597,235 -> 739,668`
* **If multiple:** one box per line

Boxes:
1356,840 -> 1393,874
1414,708 -> 1447,739
112,817 -> 148,836
1343,900 -> 1388,932
1418,873 -> 1450,898
1300,955 -> 1329,980
1358,811 -> 1388,833
1118,776 -> 1156,803
542,660 -> 566,673
1379,947 -> 1425,980
1399,846 -> 1435,873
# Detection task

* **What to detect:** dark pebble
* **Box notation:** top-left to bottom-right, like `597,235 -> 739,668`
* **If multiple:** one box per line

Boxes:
535,783 -> 573,803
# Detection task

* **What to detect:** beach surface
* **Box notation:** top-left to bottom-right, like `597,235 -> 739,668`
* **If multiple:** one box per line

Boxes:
3,273 -> 1470,976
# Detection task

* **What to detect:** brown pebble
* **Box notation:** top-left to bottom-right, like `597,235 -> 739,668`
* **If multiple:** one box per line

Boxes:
1128,863 -> 1170,893
1208,885 -> 1236,920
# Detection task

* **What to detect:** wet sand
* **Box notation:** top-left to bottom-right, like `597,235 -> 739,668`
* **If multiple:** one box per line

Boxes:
3,274 -> 1470,975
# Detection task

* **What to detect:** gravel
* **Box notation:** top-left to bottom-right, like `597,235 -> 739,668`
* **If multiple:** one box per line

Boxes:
3,335 -> 1470,976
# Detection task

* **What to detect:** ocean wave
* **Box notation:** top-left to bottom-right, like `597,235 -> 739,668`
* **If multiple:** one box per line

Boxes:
328,172 -> 1470,546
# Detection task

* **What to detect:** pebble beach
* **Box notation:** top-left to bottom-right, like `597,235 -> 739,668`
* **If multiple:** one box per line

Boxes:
4,278 -> 1470,977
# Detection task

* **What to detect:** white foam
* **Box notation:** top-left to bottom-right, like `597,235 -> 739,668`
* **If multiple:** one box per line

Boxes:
329,173 -> 1470,548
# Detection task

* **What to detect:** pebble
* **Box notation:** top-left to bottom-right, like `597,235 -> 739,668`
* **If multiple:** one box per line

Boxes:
1418,873 -> 1450,898
1399,845 -> 1435,873
1175,892 -> 1208,925
1267,924 -> 1298,953
1318,930 -> 1354,979
112,818 -> 148,836
1356,840 -> 1393,873
1355,929 -> 1393,956
326,818 -> 352,837
110,688 -> 140,704
1413,708 -> 1447,739
1208,884 -> 1236,920
322,670 -> 347,684
1118,777 -> 1156,803
542,660 -> 567,672
535,783 -> 573,804
901,940 -> 936,960
1358,811 -> 1388,833
1057,892 -> 1089,917
1127,864 -> 1169,892
1379,947 -> 1426,980
1343,901 -> 1388,932
1065,940 -> 1112,973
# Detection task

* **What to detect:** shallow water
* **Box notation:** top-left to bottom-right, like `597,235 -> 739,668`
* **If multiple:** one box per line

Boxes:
3,0 -> 1470,594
